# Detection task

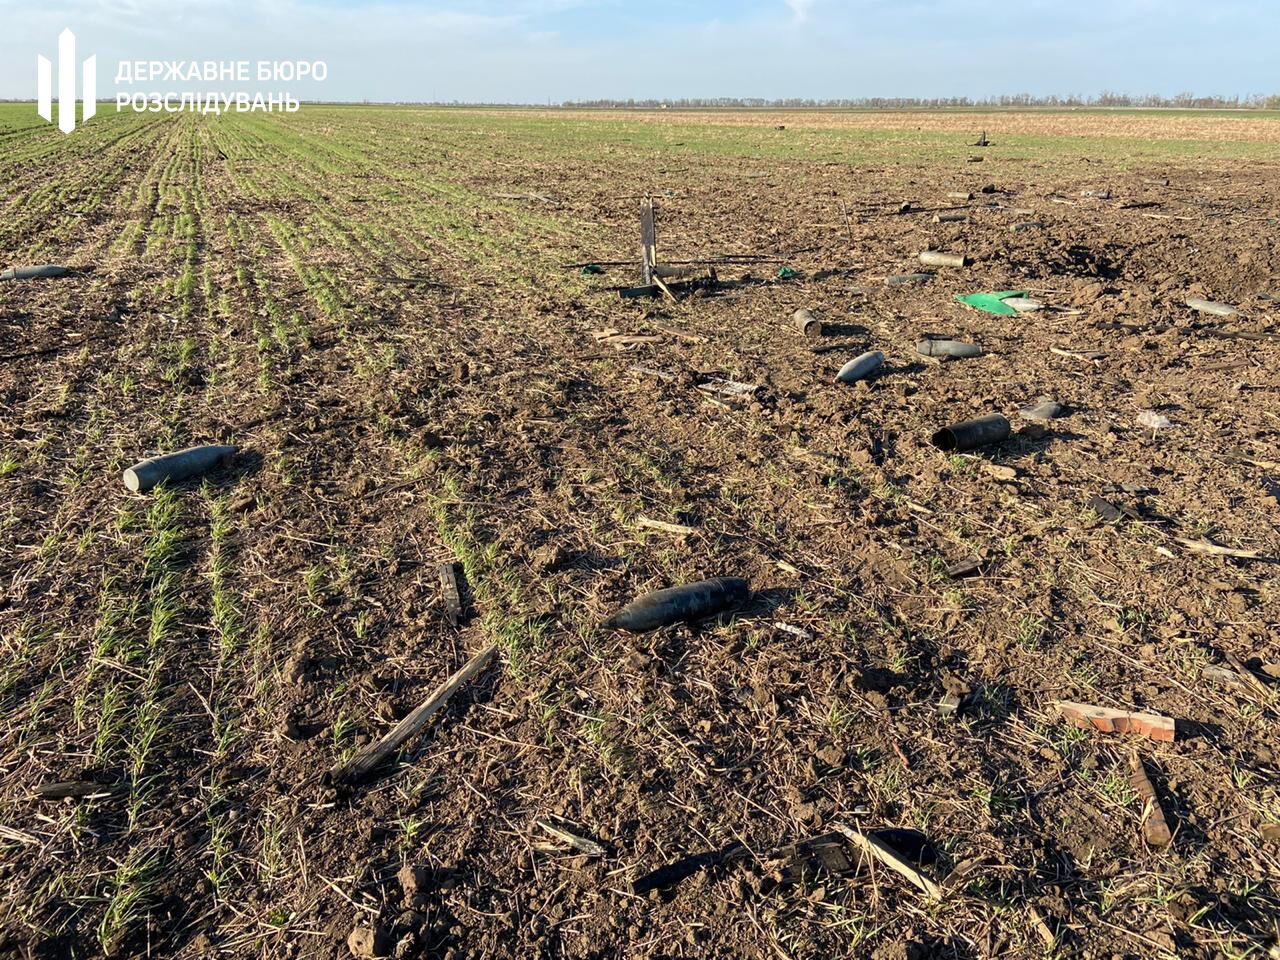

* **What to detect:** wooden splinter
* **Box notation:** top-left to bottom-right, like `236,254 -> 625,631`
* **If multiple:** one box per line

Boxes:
1129,752 -> 1172,847
326,644 -> 497,785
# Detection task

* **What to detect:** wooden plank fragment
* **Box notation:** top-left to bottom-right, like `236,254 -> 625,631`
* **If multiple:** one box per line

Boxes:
940,857 -> 981,896
619,284 -> 661,299
493,192 -> 555,203
636,516 -> 696,536
654,325 -> 709,344
535,817 -> 606,857
592,328 -> 665,349
1174,537 -> 1272,561
651,272 -> 678,304
1199,327 -> 1280,343
1224,654 -> 1272,698
326,645 -> 498,785
1050,346 -> 1107,362
640,198 -> 657,286
1228,455 -> 1280,471
438,562 -> 462,626
1054,700 -> 1176,742
34,781 -> 125,801
833,823 -> 944,900
1028,904 -> 1058,948
1129,752 -> 1172,847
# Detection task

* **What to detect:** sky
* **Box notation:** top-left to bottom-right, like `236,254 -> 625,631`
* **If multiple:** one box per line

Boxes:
0,0 -> 1276,104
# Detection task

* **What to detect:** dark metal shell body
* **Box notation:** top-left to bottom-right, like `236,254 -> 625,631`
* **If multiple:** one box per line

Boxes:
604,577 -> 750,632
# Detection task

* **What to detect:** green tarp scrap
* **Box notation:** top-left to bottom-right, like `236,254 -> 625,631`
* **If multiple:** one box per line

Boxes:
581,264 -> 605,275
954,290 -> 1029,316
777,266 -> 798,280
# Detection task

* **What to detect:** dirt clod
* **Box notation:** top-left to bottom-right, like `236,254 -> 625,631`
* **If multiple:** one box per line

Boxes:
398,863 -> 429,905
348,924 -> 390,959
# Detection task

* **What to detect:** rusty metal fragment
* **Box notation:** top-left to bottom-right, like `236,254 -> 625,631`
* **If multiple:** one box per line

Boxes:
438,562 -> 462,626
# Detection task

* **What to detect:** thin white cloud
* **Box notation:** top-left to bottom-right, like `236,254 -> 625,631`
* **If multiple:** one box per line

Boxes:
785,0 -> 815,21
0,0 -> 1274,101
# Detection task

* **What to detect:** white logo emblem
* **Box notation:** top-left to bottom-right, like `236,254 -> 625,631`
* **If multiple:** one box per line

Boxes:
38,29 -> 96,134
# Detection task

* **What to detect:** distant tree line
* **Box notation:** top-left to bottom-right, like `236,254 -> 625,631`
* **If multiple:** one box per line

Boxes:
561,93 -> 1280,110
6,92 -> 1276,110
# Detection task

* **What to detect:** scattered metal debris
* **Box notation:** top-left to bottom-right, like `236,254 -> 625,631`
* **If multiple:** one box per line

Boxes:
438,562 -> 462,626
917,338 -> 982,359
919,250 -> 967,268
835,351 -> 884,384
616,197 -> 721,299
696,377 -> 759,399
772,622 -> 813,640
793,308 -> 823,338
931,414 -> 1010,452
1019,397 -> 1062,422
628,365 -> 676,383
627,824 -> 935,896
602,577 -> 750,632
1050,346 -> 1107,363
945,556 -> 983,579
1086,495 -> 1128,523
1,264 -> 69,280
123,444 -> 238,493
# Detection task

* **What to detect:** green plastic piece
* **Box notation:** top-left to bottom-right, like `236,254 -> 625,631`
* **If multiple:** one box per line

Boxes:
777,266 -> 798,280
581,264 -> 605,276
954,290 -> 1029,316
